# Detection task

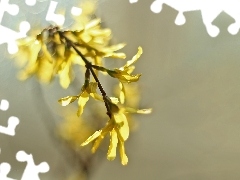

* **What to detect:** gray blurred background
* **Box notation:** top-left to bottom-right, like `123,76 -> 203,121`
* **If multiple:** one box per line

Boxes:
1,0 -> 240,179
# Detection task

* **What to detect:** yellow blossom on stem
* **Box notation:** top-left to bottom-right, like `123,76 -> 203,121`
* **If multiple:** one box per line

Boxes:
107,47 -> 142,83
81,101 -> 129,165
58,81 -> 102,116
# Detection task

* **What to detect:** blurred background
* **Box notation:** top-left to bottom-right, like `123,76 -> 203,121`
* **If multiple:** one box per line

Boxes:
1,0 -> 240,179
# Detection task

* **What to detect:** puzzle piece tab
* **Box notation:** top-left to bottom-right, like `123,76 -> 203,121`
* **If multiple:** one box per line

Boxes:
0,162 -> 16,180
0,0 -> 19,23
0,116 -> 19,136
0,21 -> 30,54
16,151 -> 49,180
25,0 -> 37,7
46,0 -> 82,27
0,99 -> 9,111
129,0 -> 138,3
46,1 -> 65,26
0,99 -> 19,136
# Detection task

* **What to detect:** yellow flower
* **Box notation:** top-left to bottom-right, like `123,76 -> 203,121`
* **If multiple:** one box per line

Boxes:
58,82 -> 102,116
115,82 -> 152,132
107,47 -> 142,83
81,102 -> 129,165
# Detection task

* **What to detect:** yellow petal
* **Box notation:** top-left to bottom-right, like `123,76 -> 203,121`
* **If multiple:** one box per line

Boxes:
112,111 -> 124,125
90,93 -> 103,101
114,112 -> 129,141
121,74 -> 141,83
107,129 -> 118,161
71,54 -> 85,66
37,59 -> 54,83
85,18 -> 101,30
125,107 -> 152,114
41,43 -> 53,63
137,108 -> 152,114
119,140 -> 128,165
81,33 -> 92,43
111,69 -> 141,83
123,46 -> 142,68
92,37 -> 106,45
58,96 -> 79,106
81,130 -> 102,146
119,82 -> 125,104
126,66 -> 135,74
91,134 -> 105,153
59,63 -> 72,89
77,91 -> 89,116
26,40 -> 41,65
92,122 -> 113,153
104,52 -> 126,59
89,28 -> 111,37
101,43 -> 126,53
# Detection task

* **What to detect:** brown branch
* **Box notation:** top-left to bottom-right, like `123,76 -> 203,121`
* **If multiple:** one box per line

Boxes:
58,31 -> 112,118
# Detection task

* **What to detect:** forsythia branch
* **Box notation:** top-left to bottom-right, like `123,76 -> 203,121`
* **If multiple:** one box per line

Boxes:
15,15 -> 151,166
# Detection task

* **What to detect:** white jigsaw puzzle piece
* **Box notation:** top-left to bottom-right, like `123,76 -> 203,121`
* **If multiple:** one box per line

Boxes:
46,1 -> 65,26
0,99 -> 19,136
0,0 -> 19,22
71,6 -> 82,16
46,0 -> 82,26
150,0 -> 221,37
0,0 -> 30,54
146,0 -> 240,37
16,151 -> 50,180
0,116 -> 19,136
0,21 -> 30,54
0,162 -> 16,180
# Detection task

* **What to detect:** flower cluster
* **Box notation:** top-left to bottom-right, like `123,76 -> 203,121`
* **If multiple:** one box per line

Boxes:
81,100 -> 129,165
15,18 -> 126,88
80,96 -> 151,165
